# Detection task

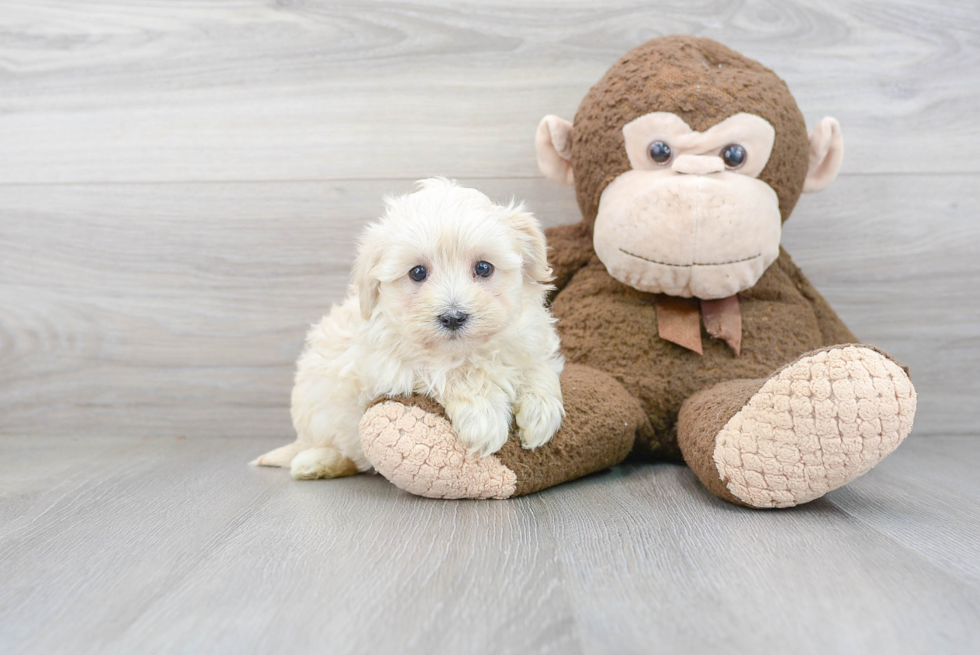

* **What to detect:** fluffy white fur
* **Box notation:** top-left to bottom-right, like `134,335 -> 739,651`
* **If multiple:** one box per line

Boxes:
252,178 -> 565,480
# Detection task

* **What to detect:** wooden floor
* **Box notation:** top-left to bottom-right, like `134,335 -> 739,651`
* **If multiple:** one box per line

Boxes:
2,2 -> 980,653
1,435 -> 978,655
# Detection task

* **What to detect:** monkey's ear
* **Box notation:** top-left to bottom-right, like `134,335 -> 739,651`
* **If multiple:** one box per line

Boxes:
352,228 -> 382,320
803,117 -> 844,193
535,115 -> 575,186
508,207 -> 553,285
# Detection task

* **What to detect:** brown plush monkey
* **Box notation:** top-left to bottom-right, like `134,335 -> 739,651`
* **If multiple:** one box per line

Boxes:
359,36 -> 916,508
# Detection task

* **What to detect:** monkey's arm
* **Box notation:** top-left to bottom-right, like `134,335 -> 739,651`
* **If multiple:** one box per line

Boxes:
777,249 -> 858,345
545,221 -> 594,299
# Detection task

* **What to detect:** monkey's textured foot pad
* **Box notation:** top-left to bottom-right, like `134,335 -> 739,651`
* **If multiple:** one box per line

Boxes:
360,401 -> 518,499
359,364 -> 638,499
714,345 -> 916,508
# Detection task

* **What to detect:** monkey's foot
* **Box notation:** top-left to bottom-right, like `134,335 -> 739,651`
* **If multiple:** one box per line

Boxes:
359,364 -> 638,499
693,345 -> 917,508
360,398 -> 518,499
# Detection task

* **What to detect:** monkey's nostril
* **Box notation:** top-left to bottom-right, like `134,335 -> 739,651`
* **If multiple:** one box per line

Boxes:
672,154 -> 725,176
438,311 -> 469,331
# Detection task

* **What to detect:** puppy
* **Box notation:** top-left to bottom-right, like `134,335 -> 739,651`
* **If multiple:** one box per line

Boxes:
252,178 -> 565,480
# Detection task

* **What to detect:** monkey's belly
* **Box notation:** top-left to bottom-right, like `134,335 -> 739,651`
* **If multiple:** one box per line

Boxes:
551,259 -> 828,458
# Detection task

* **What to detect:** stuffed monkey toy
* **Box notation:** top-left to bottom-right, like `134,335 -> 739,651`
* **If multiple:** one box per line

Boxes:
358,35 -> 917,508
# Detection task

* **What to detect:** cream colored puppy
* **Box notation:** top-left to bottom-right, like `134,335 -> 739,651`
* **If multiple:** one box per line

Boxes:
252,178 -> 565,480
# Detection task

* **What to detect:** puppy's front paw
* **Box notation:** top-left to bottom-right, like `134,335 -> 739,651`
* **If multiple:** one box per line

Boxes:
516,393 -> 564,450
448,401 -> 511,458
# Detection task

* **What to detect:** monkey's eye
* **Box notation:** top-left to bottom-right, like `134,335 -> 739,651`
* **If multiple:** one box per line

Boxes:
722,144 -> 747,169
474,261 -> 494,278
647,141 -> 672,165
409,265 -> 428,282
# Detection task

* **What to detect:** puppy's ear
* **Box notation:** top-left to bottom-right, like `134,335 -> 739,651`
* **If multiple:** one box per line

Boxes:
352,227 -> 382,320
508,206 -> 553,285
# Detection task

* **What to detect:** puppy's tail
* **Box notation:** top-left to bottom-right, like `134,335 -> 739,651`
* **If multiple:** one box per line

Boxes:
250,441 -> 303,468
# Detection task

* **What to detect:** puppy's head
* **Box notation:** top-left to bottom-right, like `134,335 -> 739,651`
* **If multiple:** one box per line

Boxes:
353,178 -> 552,350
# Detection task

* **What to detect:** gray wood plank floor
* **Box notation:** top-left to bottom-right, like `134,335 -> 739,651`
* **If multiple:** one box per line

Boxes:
1,435 -> 978,655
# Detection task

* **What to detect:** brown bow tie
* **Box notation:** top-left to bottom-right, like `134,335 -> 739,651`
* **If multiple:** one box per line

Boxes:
655,295 -> 742,356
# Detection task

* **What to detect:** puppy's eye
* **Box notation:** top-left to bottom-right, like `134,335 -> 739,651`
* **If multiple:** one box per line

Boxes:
721,144 -> 747,169
474,261 -> 494,278
647,141 -> 672,165
409,265 -> 427,282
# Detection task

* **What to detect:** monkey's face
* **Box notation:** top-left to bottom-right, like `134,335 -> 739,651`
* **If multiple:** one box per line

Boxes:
534,36 -> 845,302
592,112 -> 781,299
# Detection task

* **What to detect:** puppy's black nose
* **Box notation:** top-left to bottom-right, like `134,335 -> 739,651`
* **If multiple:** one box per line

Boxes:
438,311 -> 469,331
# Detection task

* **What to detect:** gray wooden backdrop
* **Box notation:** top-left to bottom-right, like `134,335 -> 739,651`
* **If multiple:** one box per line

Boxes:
1,0 -> 978,440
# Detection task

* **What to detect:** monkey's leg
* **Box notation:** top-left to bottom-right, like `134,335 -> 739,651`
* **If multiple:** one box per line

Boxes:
358,364 -> 640,499
678,345 -> 916,508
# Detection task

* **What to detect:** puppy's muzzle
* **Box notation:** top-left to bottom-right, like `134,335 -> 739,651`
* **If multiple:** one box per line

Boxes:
437,310 -> 469,332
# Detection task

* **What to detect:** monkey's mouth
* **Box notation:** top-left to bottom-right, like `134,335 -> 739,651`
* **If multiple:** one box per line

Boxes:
620,248 -> 761,268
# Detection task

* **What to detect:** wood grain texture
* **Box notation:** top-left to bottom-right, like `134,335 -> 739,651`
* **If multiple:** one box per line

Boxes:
0,434 -> 977,654
1,1 -> 977,437
0,0 -> 978,183
1,175 -> 976,437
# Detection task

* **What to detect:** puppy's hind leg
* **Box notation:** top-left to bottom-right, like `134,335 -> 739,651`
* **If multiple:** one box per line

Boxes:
288,395 -> 365,480
290,447 -> 359,480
